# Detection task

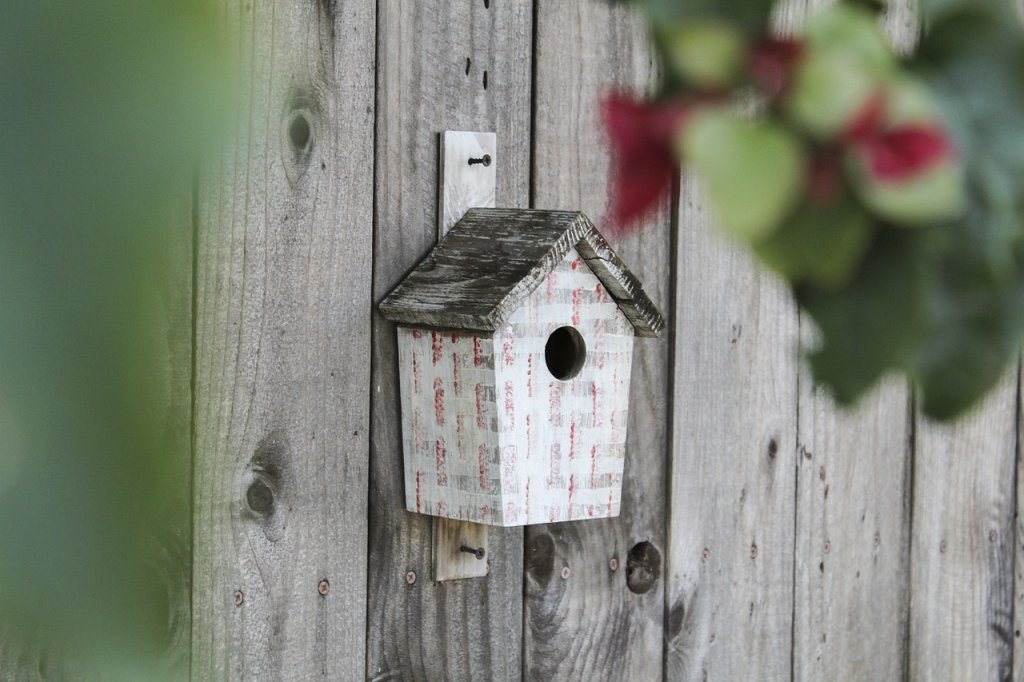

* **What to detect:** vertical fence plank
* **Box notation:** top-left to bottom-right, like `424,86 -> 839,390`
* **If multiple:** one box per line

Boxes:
525,2 -> 669,680
663,1 -> 804,675
367,2 -> 532,680
792,5 -> 915,680
792,378 -> 911,681
191,0 -> 375,678
1016,359 -> 1024,682
665,169 -> 799,680
909,370 -> 1018,681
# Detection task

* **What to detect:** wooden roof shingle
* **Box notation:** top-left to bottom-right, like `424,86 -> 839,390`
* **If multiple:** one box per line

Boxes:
379,208 -> 664,337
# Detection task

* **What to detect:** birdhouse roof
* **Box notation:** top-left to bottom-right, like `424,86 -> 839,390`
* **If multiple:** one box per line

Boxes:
379,208 -> 664,337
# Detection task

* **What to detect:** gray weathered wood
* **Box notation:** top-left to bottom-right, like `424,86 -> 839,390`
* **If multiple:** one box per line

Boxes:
380,208 -> 664,337
439,130 -> 497,238
665,169 -> 799,681
792,5 -> 915,680
367,1 -> 532,679
1015,358 -> 1024,682
191,0 -> 375,678
792,376 -> 911,681
526,2 -> 670,679
664,2 -> 803,676
909,368 -> 1018,682
429,130 -> 494,582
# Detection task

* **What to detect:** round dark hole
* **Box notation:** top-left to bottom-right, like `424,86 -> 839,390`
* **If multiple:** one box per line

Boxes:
246,478 -> 275,516
545,326 -> 586,380
288,114 -> 311,151
626,541 -> 662,595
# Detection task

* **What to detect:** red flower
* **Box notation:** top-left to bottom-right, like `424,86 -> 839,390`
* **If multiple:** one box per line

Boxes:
602,93 -> 691,228
747,38 -> 804,99
807,150 -> 843,204
860,126 -> 952,181
844,92 -> 954,181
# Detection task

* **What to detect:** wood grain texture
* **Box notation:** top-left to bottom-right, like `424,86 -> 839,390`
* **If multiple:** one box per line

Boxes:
792,377 -> 911,681
429,130 -> 495,582
527,2 -> 670,679
433,518 -> 489,581
380,208 -> 664,336
1015,357 -> 1024,682
791,4 -> 915,680
367,1 -> 532,679
191,0 -> 375,679
666,169 -> 799,681
909,368 -> 1019,682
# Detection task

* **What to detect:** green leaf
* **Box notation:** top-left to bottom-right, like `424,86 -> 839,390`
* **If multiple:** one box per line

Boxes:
680,109 -> 805,241
906,0 -> 1024,418
798,230 -> 931,405
658,19 -> 745,89
0,1 -> 230,676
847,157 -> 965,225
639,0 -> 775,34
913,275 -> 1024,419
754,195 -> 877,290
786,5 -> 896,138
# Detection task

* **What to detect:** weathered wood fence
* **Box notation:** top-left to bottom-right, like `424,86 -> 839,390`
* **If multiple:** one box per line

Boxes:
7,0 -> 1023,680
190,0 -> 1023,679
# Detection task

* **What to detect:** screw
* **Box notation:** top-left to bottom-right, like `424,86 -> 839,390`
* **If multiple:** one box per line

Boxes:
873,533 -> 881,548
405,570 -> 417,585
560,565 -> 571,580
468,154 -> 492,167
233,590 -> 244,606
701,548 -> 711,562
939,540 -> 948,554
750,544 -> 758,559
460,545 -> 486,560
318,579 -> 330,596
609,557 -> 619,572
823,540 -> 831,554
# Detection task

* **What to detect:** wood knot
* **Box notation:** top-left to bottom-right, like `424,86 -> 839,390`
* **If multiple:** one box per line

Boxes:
626,541 -> 661,594
244,431 -> 290,542
525,533 -> 556,588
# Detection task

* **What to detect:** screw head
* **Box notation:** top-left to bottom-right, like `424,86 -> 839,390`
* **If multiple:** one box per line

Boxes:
701,548 -> 711,562
939,540 -> 948,554
560,565 -> 571,580
750,544 -> 758,559
405,570 -> 417,585
318,579 -> 330,596
823,540 -> 831,554
609,557 -> 619,572
233,590 -> 244,606
873,533 -> 881,548
460,545 -> 486,560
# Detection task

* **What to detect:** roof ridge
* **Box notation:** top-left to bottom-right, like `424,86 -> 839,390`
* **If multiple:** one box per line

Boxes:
379,208 -> 664,337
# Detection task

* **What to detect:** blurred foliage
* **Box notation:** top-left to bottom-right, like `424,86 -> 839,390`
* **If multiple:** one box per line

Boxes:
606,0 -> 1024,420
0,1 -> 231,678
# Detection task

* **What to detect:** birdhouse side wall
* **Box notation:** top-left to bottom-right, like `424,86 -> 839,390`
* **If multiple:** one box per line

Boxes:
397,328 -> 507,524
493,248 -> 634,526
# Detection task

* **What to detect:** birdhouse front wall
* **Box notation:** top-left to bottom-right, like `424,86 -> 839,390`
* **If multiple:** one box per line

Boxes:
396,248 -> 635,526
493,248 -> 634,525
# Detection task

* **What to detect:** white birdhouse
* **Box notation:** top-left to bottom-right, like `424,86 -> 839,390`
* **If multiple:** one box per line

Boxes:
380,207 -> 664,526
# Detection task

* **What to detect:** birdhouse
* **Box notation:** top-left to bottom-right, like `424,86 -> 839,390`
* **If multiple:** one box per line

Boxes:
380,207 -> 664,526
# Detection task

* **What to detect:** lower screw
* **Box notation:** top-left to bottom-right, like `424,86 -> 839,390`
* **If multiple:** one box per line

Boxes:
460,545 -> 486,560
